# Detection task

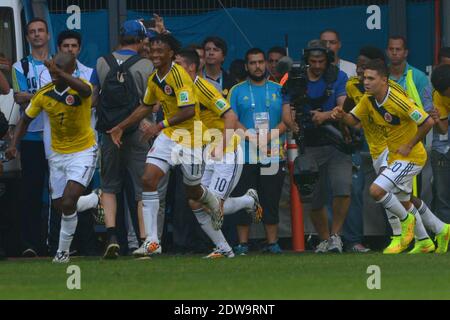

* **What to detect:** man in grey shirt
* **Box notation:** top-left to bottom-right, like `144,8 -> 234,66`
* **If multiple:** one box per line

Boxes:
91,20 -> 154,259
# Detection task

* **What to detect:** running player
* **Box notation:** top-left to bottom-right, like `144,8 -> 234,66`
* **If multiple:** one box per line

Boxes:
174,48 -> 263,258
333,59 -> 436,253
108,34 -> 222,256
343,48 -> 450,254
6,52 -> 98,263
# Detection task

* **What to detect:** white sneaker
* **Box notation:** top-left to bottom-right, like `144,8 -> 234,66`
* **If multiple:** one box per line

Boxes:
315,240 -> 329,253
52,251 -> 70,263
203,247 -> 235,259
327,234 -> 343,253
245,189 -> 263,223
133,243 -> 149,257
144,241 -> 162,255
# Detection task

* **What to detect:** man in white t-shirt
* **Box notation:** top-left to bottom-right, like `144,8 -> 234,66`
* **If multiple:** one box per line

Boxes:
320,29 -> 356,78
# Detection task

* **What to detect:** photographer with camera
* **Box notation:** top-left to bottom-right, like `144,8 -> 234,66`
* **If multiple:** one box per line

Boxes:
283,39 -> 350,253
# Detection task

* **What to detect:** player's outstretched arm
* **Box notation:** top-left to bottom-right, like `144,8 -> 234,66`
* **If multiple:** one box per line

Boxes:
331,106 -> 359,127
108,104 -> 154,147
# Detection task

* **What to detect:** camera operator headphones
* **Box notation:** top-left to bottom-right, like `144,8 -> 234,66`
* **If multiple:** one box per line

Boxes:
302,40 -> 335,66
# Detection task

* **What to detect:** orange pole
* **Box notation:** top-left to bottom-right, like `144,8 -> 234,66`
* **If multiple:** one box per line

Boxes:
287,133 -> 304,252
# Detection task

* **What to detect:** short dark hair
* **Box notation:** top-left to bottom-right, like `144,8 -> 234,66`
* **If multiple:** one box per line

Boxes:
431,64 -> 450,94
202,36 -> 228,56
119,35 -> 143,46
245,48 -> 266,63
57,30 -> 82,47
267,46 -> 286,57
388,35 -> 408,49
177,48 -> 200,72
320,29 -> 340,41
26,18 -> 48,35
150,34 -> 181,54
229,59 -> 247,82
359,46 -> 386,63
438,47 -> 450,63
187,43 -> 203,51
365,59 -> 389,77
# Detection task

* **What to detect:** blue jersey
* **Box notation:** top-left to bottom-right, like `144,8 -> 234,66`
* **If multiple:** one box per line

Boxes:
228,80 -> 285,164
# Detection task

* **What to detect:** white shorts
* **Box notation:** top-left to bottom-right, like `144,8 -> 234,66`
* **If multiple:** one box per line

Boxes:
146,133 -> 203,186
48,145 -> 98,199
372,148 -> 389,175
202,145 -> 244,200
373,160 -> 423,201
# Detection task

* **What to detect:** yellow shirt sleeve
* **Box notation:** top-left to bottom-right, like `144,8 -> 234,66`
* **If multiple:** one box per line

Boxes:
175,84 -> 196,108
433,90 -> 450,120
24,93 -> 43,119
350,96 -> 368,121
402,101 -> 430,126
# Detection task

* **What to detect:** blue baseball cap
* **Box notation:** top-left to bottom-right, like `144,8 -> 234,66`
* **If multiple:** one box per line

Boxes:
120,20 -> 146,37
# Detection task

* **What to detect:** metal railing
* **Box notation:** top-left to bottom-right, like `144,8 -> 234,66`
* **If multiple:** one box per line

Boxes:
47,0 -> 109,13
127,0 -> 391,15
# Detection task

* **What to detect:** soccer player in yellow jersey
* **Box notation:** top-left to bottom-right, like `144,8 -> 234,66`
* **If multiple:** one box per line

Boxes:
333,59 -> 436,253
175,49 -> 263,258
108,34 -> 222,256
344,51 -> 450,253
6,52 -> 98,263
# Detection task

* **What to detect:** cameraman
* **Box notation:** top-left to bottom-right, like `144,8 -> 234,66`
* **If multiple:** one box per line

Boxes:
285,40 -> 350,253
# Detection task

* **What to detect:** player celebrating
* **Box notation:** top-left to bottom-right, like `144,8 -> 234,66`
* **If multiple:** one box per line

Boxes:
333,59 -> 436,253
174,48 -> 263,258
343,49 -> 450,254
6,52 -> 98,263
108,34 -> 222,256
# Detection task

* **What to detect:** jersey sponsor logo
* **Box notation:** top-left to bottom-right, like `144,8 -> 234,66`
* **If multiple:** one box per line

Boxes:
409,110 -> 423,123
179,91 -> 189,103
215,99 -> 227,110
164,85 -> 173,95
384,112 -> 393,123
65,95 -> 75,106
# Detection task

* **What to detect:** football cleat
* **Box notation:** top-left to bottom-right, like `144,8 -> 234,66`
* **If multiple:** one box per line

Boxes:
132,243 -> 149,257
408,238 -> 436,254
203,247 -> 235,259
145,241 -> 162,255
383,236 -> 404,254
52,251 -> 70,263
93,189 -> 105,225
245,189 -> 263,223
435,224 -> 450,254
399,213 -> 415,248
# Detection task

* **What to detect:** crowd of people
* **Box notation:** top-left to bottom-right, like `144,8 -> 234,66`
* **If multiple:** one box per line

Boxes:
0,14 -> 449,262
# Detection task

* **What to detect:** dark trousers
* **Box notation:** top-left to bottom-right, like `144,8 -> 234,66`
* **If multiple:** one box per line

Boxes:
19,140 -> 47,255
431,149 -> 450,223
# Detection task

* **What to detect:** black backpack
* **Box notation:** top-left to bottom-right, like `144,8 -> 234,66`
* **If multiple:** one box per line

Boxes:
96,54 -> 143,134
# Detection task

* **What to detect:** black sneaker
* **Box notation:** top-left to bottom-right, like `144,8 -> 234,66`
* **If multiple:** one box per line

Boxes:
22,248 -> 37,258
103,235 -> 120,259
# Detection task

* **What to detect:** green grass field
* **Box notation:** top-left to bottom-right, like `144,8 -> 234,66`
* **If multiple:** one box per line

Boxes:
2,253 -> 450,300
